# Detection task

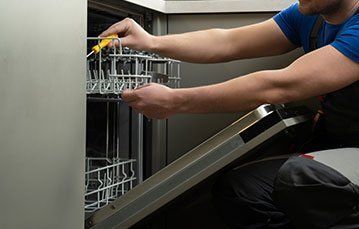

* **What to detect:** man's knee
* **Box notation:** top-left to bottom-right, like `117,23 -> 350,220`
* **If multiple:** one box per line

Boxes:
272,156 -> 353,200
273,156 -> 359,228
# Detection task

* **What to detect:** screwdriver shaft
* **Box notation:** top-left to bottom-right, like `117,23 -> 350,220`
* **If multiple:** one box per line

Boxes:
87,50 -> 94,58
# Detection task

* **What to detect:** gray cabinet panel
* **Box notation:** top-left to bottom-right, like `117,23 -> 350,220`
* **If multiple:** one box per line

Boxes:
0,0 -> 86,228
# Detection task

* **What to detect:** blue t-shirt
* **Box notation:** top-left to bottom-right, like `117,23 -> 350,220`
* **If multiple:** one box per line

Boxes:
274,2 -> 359,62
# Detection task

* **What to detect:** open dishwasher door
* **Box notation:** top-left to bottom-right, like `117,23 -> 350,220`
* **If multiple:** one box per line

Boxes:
85,104 -> 313,229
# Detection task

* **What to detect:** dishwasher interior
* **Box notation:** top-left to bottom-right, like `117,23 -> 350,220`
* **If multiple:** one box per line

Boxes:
85,2 -> 180,216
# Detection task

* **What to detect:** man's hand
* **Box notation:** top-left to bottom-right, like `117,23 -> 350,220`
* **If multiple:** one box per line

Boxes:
122,83 -> 178,119
100,18 -> 155,51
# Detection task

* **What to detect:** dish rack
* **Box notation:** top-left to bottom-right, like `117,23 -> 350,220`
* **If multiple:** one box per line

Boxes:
85,157 -> 136,212
85,37 -> 181,213
86,37 -> 181,95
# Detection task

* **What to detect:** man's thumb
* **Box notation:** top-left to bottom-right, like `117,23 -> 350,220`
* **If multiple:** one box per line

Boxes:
122,89 -> 137,102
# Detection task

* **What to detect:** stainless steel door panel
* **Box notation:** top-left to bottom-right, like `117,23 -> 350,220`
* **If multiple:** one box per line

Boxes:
86,105 -> 311,228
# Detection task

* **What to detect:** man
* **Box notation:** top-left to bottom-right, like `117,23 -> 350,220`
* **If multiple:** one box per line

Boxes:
101,0 -> 359,228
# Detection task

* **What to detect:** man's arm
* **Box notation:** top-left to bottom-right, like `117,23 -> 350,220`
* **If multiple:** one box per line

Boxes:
100,18 -> 296,63
122,45 -> 359,119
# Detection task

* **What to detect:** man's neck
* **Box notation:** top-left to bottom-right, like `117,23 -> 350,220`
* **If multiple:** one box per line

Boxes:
322,0 -> 358,24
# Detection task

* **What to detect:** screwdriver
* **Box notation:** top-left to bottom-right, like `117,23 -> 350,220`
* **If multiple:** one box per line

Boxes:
87,34 -> 119,58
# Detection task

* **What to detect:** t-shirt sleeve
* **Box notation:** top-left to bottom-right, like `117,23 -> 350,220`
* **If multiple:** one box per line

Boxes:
273,3 -> 302,47
331,19 -> 359,62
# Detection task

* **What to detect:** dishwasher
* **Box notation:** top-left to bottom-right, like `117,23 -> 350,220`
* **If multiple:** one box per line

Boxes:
84,2 -> 314,228
0,1 -> 313,228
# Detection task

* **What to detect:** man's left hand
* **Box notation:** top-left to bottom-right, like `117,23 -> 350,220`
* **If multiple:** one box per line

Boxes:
122,83 -> 178,119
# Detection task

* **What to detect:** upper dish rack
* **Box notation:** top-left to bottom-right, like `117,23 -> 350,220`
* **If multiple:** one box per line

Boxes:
86,37 -> 181,95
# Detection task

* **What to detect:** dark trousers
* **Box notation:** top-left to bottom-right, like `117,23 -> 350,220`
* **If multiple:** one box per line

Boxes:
212,156 -> 359,229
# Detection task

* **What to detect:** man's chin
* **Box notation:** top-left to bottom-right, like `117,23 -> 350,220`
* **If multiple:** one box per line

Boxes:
298,5 -> 317,15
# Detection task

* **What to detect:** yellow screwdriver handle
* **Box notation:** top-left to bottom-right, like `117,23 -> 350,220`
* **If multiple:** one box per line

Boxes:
92,34 -> 119,54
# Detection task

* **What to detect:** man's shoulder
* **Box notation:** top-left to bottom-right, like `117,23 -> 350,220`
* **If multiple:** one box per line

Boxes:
276,2 -> 317,28
343,13 -> 359,28
274,3 -> 317,47
331,13 -> 359,63
334,13 -> 359,38
280,3 -> 314,20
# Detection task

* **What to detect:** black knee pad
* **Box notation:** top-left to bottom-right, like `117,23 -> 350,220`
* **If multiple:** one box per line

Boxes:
273,156 -> 359,229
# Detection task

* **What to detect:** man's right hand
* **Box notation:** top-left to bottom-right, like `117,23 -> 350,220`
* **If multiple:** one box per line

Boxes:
100,18 -> 155,51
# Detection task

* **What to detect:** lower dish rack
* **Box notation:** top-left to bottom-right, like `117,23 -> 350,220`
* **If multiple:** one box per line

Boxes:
85,157 -> 136,213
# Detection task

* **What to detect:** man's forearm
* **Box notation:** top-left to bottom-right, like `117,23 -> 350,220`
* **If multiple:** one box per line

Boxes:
149,29 -> 233,63
172,70 -> 290,113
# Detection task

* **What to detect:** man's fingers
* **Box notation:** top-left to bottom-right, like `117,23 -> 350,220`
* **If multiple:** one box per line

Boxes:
122,89 -> 138,102
127,102 -> 141,113
100,19 -> 130,37
107,39 -> 119,48
107,37 -> 130,48
99,27 -> 116,38
99,23 -> 122,37
100,23 -> 130,48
